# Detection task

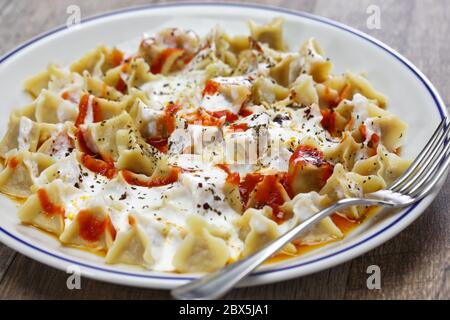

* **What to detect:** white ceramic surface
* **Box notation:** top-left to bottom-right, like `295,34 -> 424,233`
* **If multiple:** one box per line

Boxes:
0,3 -> 447,289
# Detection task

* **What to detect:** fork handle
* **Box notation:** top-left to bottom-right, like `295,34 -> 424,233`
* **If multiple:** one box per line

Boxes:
171,198 -> 369,300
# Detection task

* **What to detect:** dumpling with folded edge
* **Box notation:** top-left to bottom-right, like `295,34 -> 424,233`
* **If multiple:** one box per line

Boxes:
23,70 -> 51,99
200,76 -> 252,116
280,192 -> 343,244
363,114 -> 407,153
235,207 -> 295,257
0,115 -> 41,157
289,74 -> 319,106
205,58 -> 234,78
116,124 -> 166,177
344,72 -> 387,108
93,95 -> 130,122
173,215 -> 230,273
79,112 -> 134,160
130,212 -> 184,271
320,163 -> 385,220
128,98 -> 165,138
287,137 -> 334,196
298,38 -> 333,83
47,64 -> 85,98
333,93 -> 387,133
269,53 -> 302,87
105,214 -> 153,267
60,205 -> 116,252
83,72 -> 123,101
322,132 -> 361,171
252,77 -> 289,104
220,168 -> 243,214
139,27 -> 200,75
333,93 -> 406,152
0,150 -> 55,198
353,144 -> 411,186
0,114 -> 60,158
24,63 -> 81,99
70,45 -> 125,77
35,89 -> 79,124
37,123 -> 74,161
103,57 -> 154,94
232,48 -> 261,77
248,17 -> 286,51
34,151 -> 84,188
204,26 -> 238,69
11,102 -> 37,121
17,179 -> 73,235
315,74 -> 350,109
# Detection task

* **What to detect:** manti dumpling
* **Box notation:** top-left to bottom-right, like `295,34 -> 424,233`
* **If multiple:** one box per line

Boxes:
173,215 -> 230,273
0,18 -> 411,274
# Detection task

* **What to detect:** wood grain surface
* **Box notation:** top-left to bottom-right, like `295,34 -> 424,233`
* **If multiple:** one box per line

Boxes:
0,0 -> 448,300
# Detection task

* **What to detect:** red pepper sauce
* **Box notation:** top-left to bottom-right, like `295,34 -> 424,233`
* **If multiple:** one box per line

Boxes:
201,80 -> 239,123
7,156 -> 19,169
111,48 -> 124,67
330,213 -> 359,234
146,137 -> 169,153
37,188 -> 65,217
338,83 -> 351,104
75,94 -> 102,127
161,102 -> 182,136
216,164 -> 240,185
115,77 -> 127,93
286,145 -> 334,195
358,122 -> 367,138
202,79 -> 220,96
75,94 -> 90,127
182,108 -> 223,127
267,207 -> 379,265
77,210 -> 106,242
128,215 -> 136,226
144,103 -> 181,153
323,83 -> 351,108
151,48 -> 184,74
368,133 -> 380,149
80,154 -> 116,179
218,168 -> 289,221
320,108 -> 336,134
229,123 -> 248,132
289,145 -> 328,168
239,107 -> 253,117
247,175 -> 288,223
75,130 -> 94,156
92,99 -> 102,123
105,216 -> 117,241
121,166 -> 180,188
359,123 -> 380,156
148,102 -> 182,151
74,94 -> 106,157
61,91 -> 70,100
207,110 -> 238,123
266,242 -> 328,264
239,172 -> 264,206
277,172 -> 292,198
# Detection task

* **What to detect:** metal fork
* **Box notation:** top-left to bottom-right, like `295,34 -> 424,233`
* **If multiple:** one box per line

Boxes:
172,117 -> 450,300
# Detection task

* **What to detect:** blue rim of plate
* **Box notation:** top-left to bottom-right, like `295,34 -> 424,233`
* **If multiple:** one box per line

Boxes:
0,2 -> 446,282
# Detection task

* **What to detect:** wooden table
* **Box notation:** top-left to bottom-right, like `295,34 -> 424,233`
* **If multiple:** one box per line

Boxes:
0,0 -> 448,300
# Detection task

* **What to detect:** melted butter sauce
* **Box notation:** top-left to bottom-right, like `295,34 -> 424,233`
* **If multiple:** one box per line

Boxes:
4,194 -> 27,206
22,222 -> 108,258
8,192 -> 381,268
266,206 -> 380,265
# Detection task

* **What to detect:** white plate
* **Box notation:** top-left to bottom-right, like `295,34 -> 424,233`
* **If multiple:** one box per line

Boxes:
0,3 -> 447,289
